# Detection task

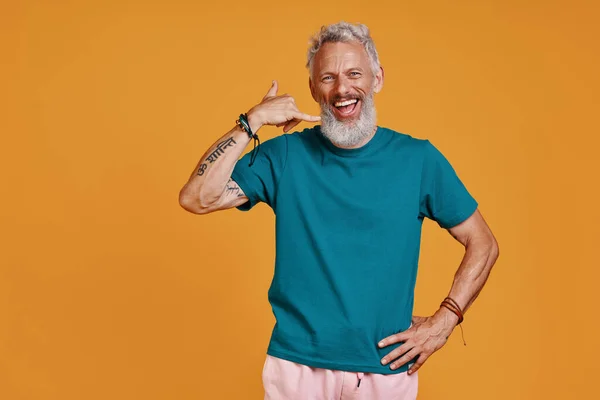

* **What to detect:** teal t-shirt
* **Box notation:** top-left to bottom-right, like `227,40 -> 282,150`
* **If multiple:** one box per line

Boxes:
231,125 -> 478,374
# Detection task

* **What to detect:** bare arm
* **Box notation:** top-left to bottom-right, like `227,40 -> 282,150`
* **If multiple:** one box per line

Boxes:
178,125 -> 254,214
377,208 -> 499,374
436,208 -> 500,324
178,80 -> 320,215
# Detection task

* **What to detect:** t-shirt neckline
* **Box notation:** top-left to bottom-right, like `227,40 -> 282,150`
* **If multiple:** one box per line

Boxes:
316,125 -> 385,158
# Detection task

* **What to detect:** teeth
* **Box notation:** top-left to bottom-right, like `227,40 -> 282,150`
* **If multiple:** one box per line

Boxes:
334,99 -> 358,107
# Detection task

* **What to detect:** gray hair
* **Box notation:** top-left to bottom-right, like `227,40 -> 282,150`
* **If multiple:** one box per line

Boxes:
306,21 -> 381,78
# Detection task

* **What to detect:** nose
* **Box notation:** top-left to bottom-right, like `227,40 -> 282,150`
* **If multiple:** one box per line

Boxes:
333,75 -> 351,97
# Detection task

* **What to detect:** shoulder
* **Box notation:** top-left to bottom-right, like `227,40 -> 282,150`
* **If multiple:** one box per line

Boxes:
253,132 -> 289,156
378,126 -> 430,152
284,125 -> 322,151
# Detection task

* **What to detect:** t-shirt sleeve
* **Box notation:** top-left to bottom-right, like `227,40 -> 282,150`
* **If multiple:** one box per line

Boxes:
230,134 -> 289,211
419,139 -> 478,229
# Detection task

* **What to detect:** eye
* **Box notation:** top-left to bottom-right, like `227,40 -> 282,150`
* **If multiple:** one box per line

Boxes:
322,76 -> 333,82
350,71 -> 362,77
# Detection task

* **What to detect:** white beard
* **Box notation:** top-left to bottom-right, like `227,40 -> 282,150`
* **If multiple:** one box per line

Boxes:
319,92 -> 377,147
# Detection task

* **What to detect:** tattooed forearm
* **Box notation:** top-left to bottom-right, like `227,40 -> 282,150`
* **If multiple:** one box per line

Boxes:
180,124 -> 253,213
205,137 -> 237,164
196,137 -> 237,177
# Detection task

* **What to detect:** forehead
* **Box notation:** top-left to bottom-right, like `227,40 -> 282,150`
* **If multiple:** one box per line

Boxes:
312,41 -> 370,73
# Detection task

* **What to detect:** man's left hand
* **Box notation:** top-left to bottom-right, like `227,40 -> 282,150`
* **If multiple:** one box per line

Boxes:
377,310 -> 458,374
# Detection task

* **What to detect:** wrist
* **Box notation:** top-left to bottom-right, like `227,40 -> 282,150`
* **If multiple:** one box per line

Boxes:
247,108 -> 263,134
434,306 -> 460,330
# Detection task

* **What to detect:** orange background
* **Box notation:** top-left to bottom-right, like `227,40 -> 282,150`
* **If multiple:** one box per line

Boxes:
1,1 -> 599,399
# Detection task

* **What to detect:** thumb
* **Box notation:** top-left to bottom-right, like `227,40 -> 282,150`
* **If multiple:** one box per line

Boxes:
263,80 -> 278,100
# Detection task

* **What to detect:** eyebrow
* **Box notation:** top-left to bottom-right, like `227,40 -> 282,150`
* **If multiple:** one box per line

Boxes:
319,67 -> 365,78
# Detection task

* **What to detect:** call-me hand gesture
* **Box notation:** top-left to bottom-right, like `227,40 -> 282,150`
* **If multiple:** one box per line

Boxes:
247,80 -> 321,133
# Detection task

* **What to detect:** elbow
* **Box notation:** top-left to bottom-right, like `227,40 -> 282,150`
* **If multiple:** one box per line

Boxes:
490,231 -> 500,258
487,235 -> 500,265
178,186 -> 212,215
479,225 -> 500,263
179,198 -> 206,215
468,233 -> 499,266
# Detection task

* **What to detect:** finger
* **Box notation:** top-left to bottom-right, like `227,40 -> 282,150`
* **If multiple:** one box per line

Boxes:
379,331 -> 411,347
293,111 -> 321,122
408,353 -> 428,375
381,341 -> 413,365
262,80 -> 278,100
283,119 -> 301,133
390,348 -> 421,371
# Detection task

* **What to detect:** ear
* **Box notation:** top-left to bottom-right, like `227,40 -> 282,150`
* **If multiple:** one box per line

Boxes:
373,66 -> 384,94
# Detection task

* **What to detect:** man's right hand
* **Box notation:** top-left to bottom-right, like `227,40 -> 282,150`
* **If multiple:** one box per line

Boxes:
247,80 -> 321,133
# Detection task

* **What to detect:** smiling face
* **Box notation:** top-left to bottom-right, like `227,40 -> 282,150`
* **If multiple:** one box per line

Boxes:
309,41 -> 384,147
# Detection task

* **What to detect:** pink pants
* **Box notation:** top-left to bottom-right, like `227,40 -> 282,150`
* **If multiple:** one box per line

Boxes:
262,354 -> 418,400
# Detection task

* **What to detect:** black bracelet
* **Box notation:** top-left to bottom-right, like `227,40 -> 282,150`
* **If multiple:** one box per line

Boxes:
237,113 -> 254,139
236,113 -> 260,167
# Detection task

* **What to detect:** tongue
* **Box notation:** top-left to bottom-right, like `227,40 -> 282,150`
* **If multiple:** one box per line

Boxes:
338,102 -> 357,114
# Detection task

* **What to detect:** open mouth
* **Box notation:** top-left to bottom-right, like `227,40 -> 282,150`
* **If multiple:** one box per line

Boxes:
333,98 -> 360,118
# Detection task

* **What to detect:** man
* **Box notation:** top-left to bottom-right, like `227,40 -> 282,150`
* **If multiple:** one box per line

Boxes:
179,21 -> 499,400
